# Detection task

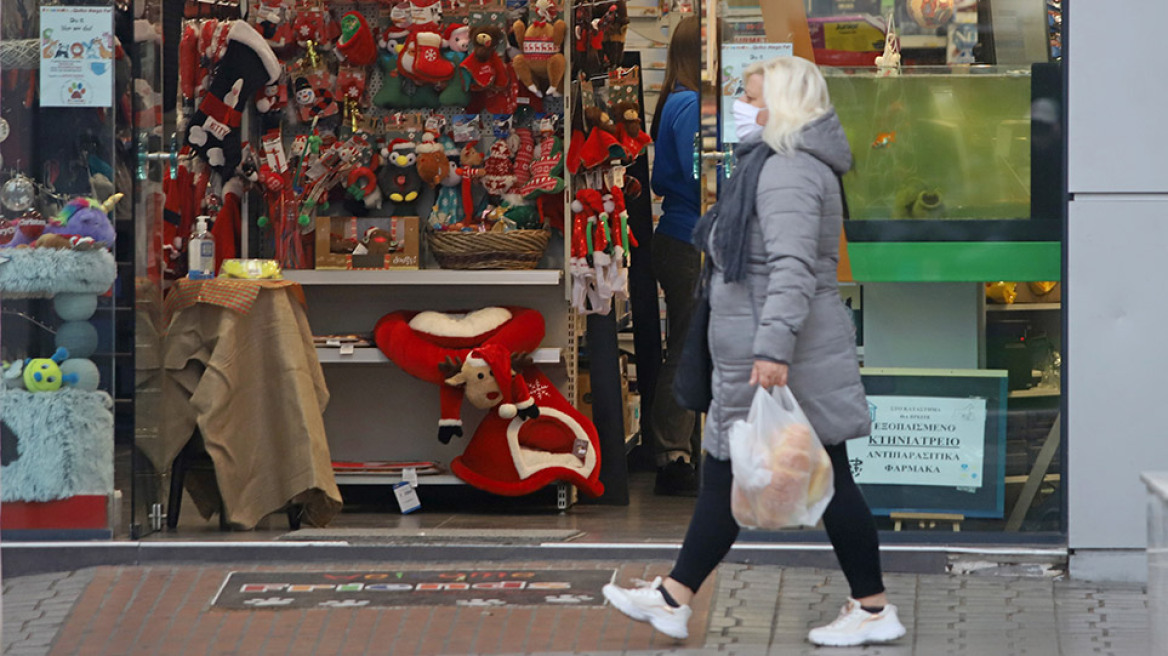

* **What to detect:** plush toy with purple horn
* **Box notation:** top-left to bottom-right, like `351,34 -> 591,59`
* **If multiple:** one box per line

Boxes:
42,193 -> 122,248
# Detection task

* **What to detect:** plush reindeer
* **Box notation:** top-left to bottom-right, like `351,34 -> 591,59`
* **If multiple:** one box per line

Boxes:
437,344 -> 540,444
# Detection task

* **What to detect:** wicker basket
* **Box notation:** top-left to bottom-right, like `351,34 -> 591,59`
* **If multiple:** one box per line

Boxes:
426,229 -> 551,270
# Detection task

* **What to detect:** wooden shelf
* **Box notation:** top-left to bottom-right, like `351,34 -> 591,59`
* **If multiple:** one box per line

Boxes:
1008,387 -> 1061,399
987,303 -> 1062,312
285,269 -> 563,286
316,347 -> 562,365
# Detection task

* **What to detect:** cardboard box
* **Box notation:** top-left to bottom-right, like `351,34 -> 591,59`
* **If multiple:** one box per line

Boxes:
1012,282 -> 1061,304
576,360 -> 632,425
315,216 -> 419,270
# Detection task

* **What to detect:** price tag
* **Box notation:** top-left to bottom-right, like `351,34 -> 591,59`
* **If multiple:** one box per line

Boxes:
339,343 -> 355,355
326,338 -> 341,347
393,481 -> 421,514
403,466 -> 418,488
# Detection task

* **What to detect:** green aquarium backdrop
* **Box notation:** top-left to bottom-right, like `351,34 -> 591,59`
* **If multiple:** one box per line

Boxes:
824,67 -> 1032,221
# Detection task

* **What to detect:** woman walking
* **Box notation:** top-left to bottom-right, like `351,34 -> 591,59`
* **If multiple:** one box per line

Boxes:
602,57 -> 906,648
647,15 -> 703,496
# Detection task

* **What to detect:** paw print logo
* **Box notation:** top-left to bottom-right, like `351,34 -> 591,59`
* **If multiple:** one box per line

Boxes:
545,594 -> 594,604
67,81 -> 86,101
243,597 -> 295,607
319,599 -> 370,608
456,598 -> 507,607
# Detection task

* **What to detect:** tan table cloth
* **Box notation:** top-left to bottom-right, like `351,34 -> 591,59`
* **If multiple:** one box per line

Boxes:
151,278 -> 341,529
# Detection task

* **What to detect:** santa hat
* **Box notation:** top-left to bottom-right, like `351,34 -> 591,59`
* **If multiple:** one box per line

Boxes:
416,131 -> 443,154
442,23 -> 469,43
466,345 -> 519,418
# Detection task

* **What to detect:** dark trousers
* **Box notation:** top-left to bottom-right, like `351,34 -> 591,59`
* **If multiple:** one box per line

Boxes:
670,444 -> 886,600
650,232 -> 703,466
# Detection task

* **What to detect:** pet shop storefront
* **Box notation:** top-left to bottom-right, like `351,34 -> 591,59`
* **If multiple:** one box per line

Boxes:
1,0 -> 1078,553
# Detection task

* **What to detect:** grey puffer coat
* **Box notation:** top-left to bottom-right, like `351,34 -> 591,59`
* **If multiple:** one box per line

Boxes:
703,111 -> 870,459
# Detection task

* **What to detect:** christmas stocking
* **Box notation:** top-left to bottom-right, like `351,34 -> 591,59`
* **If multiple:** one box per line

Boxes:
399,31 -> 454,84
186,21 -> 281,173
337,11 -> 378,66
518,135 -> 565,198
511,127 -> 535,190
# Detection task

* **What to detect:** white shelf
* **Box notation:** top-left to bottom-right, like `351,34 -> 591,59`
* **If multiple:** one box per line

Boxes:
987,303 -> 1062,312
316,347 -> 562,365
334,472 -> 463,486
285,269 -> 563,286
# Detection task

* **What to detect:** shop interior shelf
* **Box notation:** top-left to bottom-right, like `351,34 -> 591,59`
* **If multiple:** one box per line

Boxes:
285,269 -> 563,286
1008,387 -> 1061,399
316,347 -> 562,365
333,472 -> 464,486
986,303 -> 1062,312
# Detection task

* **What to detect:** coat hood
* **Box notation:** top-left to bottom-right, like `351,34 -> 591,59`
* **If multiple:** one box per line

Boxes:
797,109 -> 853,176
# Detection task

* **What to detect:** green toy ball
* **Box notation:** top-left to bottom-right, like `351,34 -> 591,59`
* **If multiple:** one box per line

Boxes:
298,213 -> 311,226
53,293 -> 98,322
60,358 -> 100,391
257,215 -> 270,228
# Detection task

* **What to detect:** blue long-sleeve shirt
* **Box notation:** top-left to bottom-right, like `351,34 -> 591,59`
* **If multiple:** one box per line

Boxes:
651,88 -> 700,244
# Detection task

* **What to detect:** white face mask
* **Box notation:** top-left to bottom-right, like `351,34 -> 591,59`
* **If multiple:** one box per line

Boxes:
733,100 -> 763,140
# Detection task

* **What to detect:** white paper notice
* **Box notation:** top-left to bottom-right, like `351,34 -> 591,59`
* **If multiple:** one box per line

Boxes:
848,396 -> 988,488
39,7 -> 114,108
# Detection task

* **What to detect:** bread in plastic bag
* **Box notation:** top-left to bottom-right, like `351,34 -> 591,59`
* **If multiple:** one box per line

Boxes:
729,386 -> 835,530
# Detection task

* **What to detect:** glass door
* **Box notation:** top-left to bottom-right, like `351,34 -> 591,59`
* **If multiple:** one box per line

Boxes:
696,0 -> 1066,539
129,0 -> 168,538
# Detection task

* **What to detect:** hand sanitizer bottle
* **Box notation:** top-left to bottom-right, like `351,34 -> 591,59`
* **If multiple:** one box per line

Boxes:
188,216 -> 216,279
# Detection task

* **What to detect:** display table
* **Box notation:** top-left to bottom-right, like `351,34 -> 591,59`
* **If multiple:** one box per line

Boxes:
153,278 -> 341,530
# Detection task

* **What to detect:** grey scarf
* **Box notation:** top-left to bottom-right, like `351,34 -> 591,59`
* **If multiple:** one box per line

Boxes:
691,137 -> 774,284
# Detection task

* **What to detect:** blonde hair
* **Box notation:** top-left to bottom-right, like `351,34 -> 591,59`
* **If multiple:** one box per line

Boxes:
743,61 -> 766,80
760,57 -> 831,154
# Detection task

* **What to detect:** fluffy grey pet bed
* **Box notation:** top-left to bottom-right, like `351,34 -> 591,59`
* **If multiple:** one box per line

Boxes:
1,388 -> 115,502
0,249 -> 117,298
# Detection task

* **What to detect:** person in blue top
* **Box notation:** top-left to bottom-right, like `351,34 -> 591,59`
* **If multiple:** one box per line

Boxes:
648,15 -> 702,496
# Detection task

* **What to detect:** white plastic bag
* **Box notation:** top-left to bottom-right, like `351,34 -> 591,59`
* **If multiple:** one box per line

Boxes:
728,386 -> 835,530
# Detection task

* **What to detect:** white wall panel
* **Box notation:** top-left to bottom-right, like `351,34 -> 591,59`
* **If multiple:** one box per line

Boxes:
1068,1 -> 1168,193
1068,198 -> 1168,549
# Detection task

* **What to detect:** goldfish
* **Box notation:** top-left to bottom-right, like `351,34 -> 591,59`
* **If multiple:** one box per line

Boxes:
871,132 -> 896,149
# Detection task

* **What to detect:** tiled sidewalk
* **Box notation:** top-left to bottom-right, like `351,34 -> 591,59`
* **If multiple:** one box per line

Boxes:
2,561 -> 1150,656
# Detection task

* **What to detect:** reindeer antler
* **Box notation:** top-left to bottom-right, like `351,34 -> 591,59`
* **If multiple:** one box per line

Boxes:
510,351 -> 534,372
438,355 -> 463,378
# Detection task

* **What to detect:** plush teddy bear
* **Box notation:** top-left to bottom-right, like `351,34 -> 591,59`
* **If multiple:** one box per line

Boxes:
595,0 -> 629,69
579,106 -> 625,169
511,0 -> 567,97
461,26 -> 511,110
378,139 -> 423,214
612,101 -> 652,161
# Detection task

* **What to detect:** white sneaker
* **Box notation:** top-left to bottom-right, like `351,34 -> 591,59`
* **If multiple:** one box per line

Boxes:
807,598 -> 907,647
602,576 -> 692,640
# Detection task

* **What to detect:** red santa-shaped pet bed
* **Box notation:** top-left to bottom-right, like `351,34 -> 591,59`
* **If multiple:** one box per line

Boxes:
374,307 -> 603,498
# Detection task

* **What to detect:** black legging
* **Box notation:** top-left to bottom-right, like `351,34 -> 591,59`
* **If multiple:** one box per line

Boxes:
670,443 -> 886,600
